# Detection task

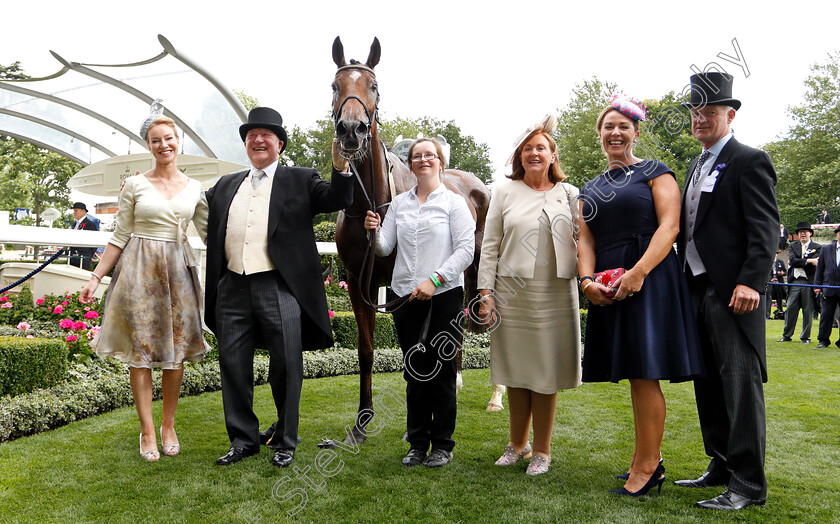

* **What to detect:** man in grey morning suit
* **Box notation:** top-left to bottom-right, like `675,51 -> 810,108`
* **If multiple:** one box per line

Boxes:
676,73 -> 779,510
205,107 -> 352,468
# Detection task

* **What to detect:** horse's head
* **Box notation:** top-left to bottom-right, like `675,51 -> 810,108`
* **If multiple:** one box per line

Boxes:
331,36 -> 381,160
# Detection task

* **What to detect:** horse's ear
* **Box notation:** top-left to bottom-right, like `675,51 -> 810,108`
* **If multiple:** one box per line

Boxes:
332,36 -> 346,67
366,37 -> 381,69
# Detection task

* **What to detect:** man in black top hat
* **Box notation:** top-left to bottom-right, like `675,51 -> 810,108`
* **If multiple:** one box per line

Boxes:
676,72 -> 779,510
813,225 -> 840,348
205,107 -> 352,469
68,202 -> 99,270
779,222 -> 821,343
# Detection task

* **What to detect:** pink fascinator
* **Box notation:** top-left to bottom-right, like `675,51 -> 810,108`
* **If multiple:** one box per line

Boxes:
609,95 -> 646,121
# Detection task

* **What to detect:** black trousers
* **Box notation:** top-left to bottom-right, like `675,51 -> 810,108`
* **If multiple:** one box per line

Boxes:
783,278 -> 815,340
688,275 -> 767,499
69,247 -> 94,270
216,270 -> 302,450
390,286 -> 463,453
817,293 -> 840,345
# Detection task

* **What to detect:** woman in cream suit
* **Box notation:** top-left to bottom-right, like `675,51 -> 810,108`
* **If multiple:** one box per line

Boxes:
477,116 -> 581,476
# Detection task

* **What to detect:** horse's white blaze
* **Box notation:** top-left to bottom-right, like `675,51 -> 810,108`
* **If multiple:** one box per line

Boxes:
349,71 -> 362,81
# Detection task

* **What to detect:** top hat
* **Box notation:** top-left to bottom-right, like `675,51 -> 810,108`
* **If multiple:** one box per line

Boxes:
683,73 -> 742,110
239,107 -> 288,153
834,225 -> 840,234
795,221 -> 814,234
71,202 -> 88,211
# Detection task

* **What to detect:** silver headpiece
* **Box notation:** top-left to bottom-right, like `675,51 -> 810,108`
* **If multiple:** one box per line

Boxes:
139,99 -> 165,140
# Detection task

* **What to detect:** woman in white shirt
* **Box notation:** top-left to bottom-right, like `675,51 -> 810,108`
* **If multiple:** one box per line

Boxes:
81,115 -> 209,461
364,138 -> 475,468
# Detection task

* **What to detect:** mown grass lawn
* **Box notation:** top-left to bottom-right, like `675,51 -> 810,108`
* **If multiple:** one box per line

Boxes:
1,319 -> 838,523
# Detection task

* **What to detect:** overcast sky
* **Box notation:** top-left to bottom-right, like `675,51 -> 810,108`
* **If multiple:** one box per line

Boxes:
3,0 -> 839,191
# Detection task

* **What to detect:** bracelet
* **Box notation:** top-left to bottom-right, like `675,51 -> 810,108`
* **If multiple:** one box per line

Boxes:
579,275 -> 594,284
429,273 -> 442,288
90,273 -> 102,282
478,294 -> 494,304
581,280 -> 593,292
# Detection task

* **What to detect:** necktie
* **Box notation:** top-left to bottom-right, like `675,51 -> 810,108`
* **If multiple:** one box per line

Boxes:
251,169 -> 266,190
692,150 -> 711,186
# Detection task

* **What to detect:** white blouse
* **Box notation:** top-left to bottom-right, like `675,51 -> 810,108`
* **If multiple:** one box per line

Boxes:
376,183 -> 476,297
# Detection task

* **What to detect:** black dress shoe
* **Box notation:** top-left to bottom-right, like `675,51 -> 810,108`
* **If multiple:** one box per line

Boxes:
674,471 -> 729,488
776,337 -> 792,342
216,446 -> 259,465
696,490 -> 766,510
272,448 -> 295,468
816,342 -> 829,348
800,339 -> 811,344
834,340 -> 840,348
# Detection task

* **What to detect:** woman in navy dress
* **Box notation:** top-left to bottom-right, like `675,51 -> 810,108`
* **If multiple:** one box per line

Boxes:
577,97 -> 704,496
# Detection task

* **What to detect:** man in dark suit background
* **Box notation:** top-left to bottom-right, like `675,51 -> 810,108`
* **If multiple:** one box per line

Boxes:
813,226 -> 840,348
767,251 -> 787,319
778,222 -> 821,343
205,107 -> 352,468
68,202 -> 99,270
676,73 -> 779,510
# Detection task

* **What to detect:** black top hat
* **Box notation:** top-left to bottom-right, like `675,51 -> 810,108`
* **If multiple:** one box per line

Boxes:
833,225 -> 840,234
795,221 -> 814,234
71,202 -> 88,211
239,107 -> 288,153
682,72 -> 742,110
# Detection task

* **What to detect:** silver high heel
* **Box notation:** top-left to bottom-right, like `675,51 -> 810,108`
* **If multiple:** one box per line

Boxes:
160,426 -> 180,457
139,433 -> 160,461
495,443 -> 532,466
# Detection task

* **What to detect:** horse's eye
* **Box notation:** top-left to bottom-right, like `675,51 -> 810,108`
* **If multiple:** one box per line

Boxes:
331,83 -> 338,93
370,83 -> 378,92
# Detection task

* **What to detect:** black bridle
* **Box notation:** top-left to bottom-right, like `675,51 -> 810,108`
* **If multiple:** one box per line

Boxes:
332,63 -> 415,315
332,63 -> 388,216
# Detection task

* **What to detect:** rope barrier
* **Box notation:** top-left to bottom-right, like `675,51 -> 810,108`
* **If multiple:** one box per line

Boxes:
766,282 -> 840,289
0,249 -> 66,294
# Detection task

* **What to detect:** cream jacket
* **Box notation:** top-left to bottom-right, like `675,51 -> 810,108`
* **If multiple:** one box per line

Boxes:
478,180 -> 578,289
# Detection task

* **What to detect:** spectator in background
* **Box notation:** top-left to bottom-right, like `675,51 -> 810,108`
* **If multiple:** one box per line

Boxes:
779,223 -> 788,251
778,222 -> 821,343
818,210 -> 831,224
767,251 -> 786,319
814,225 -> 840,348
68,202 -> 99,270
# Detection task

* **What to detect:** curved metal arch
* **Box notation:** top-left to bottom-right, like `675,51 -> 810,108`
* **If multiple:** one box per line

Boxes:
0,129 -> 89,166
0,80 -> 146,148
49,51 -> 217,159
158,35 -> 248,122
0,108 -> 116,157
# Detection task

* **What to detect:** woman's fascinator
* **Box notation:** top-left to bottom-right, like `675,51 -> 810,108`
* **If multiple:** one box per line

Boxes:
506,114 -> 558,166
139,99 -> 165,140
608,95 -> 646,122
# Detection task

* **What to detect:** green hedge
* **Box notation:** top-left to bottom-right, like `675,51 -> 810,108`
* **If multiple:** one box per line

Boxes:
331,311 -> 398,349
0,336 -> 68,397
0,344 -> 491,443
780,206 -> 840,231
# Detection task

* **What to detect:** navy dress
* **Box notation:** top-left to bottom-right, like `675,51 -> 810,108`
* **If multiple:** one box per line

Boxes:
580,160 -> 704,382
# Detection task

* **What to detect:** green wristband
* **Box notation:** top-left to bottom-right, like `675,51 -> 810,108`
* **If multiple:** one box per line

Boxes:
430,273 -> 442,287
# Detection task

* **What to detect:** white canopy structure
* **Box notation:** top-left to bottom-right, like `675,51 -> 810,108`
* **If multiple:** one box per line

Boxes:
0,34 -> 248,194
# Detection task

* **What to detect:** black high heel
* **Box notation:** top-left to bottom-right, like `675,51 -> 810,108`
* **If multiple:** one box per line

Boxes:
610,464 -> 666,497
615,457 -> 664,480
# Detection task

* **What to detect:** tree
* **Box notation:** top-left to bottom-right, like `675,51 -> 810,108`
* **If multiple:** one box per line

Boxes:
281,114 -> 336,181
234,90 -> 259,112
768,51 -> 840,208
379,116 -> 493,184
0,139 -> 81,226
0,61 -> 26,80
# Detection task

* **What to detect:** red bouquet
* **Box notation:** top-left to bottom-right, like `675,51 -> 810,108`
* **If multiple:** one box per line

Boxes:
595,268 -> 625,298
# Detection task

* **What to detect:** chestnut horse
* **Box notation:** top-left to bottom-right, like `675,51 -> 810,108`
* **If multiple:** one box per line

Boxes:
331,36 -> 491,444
